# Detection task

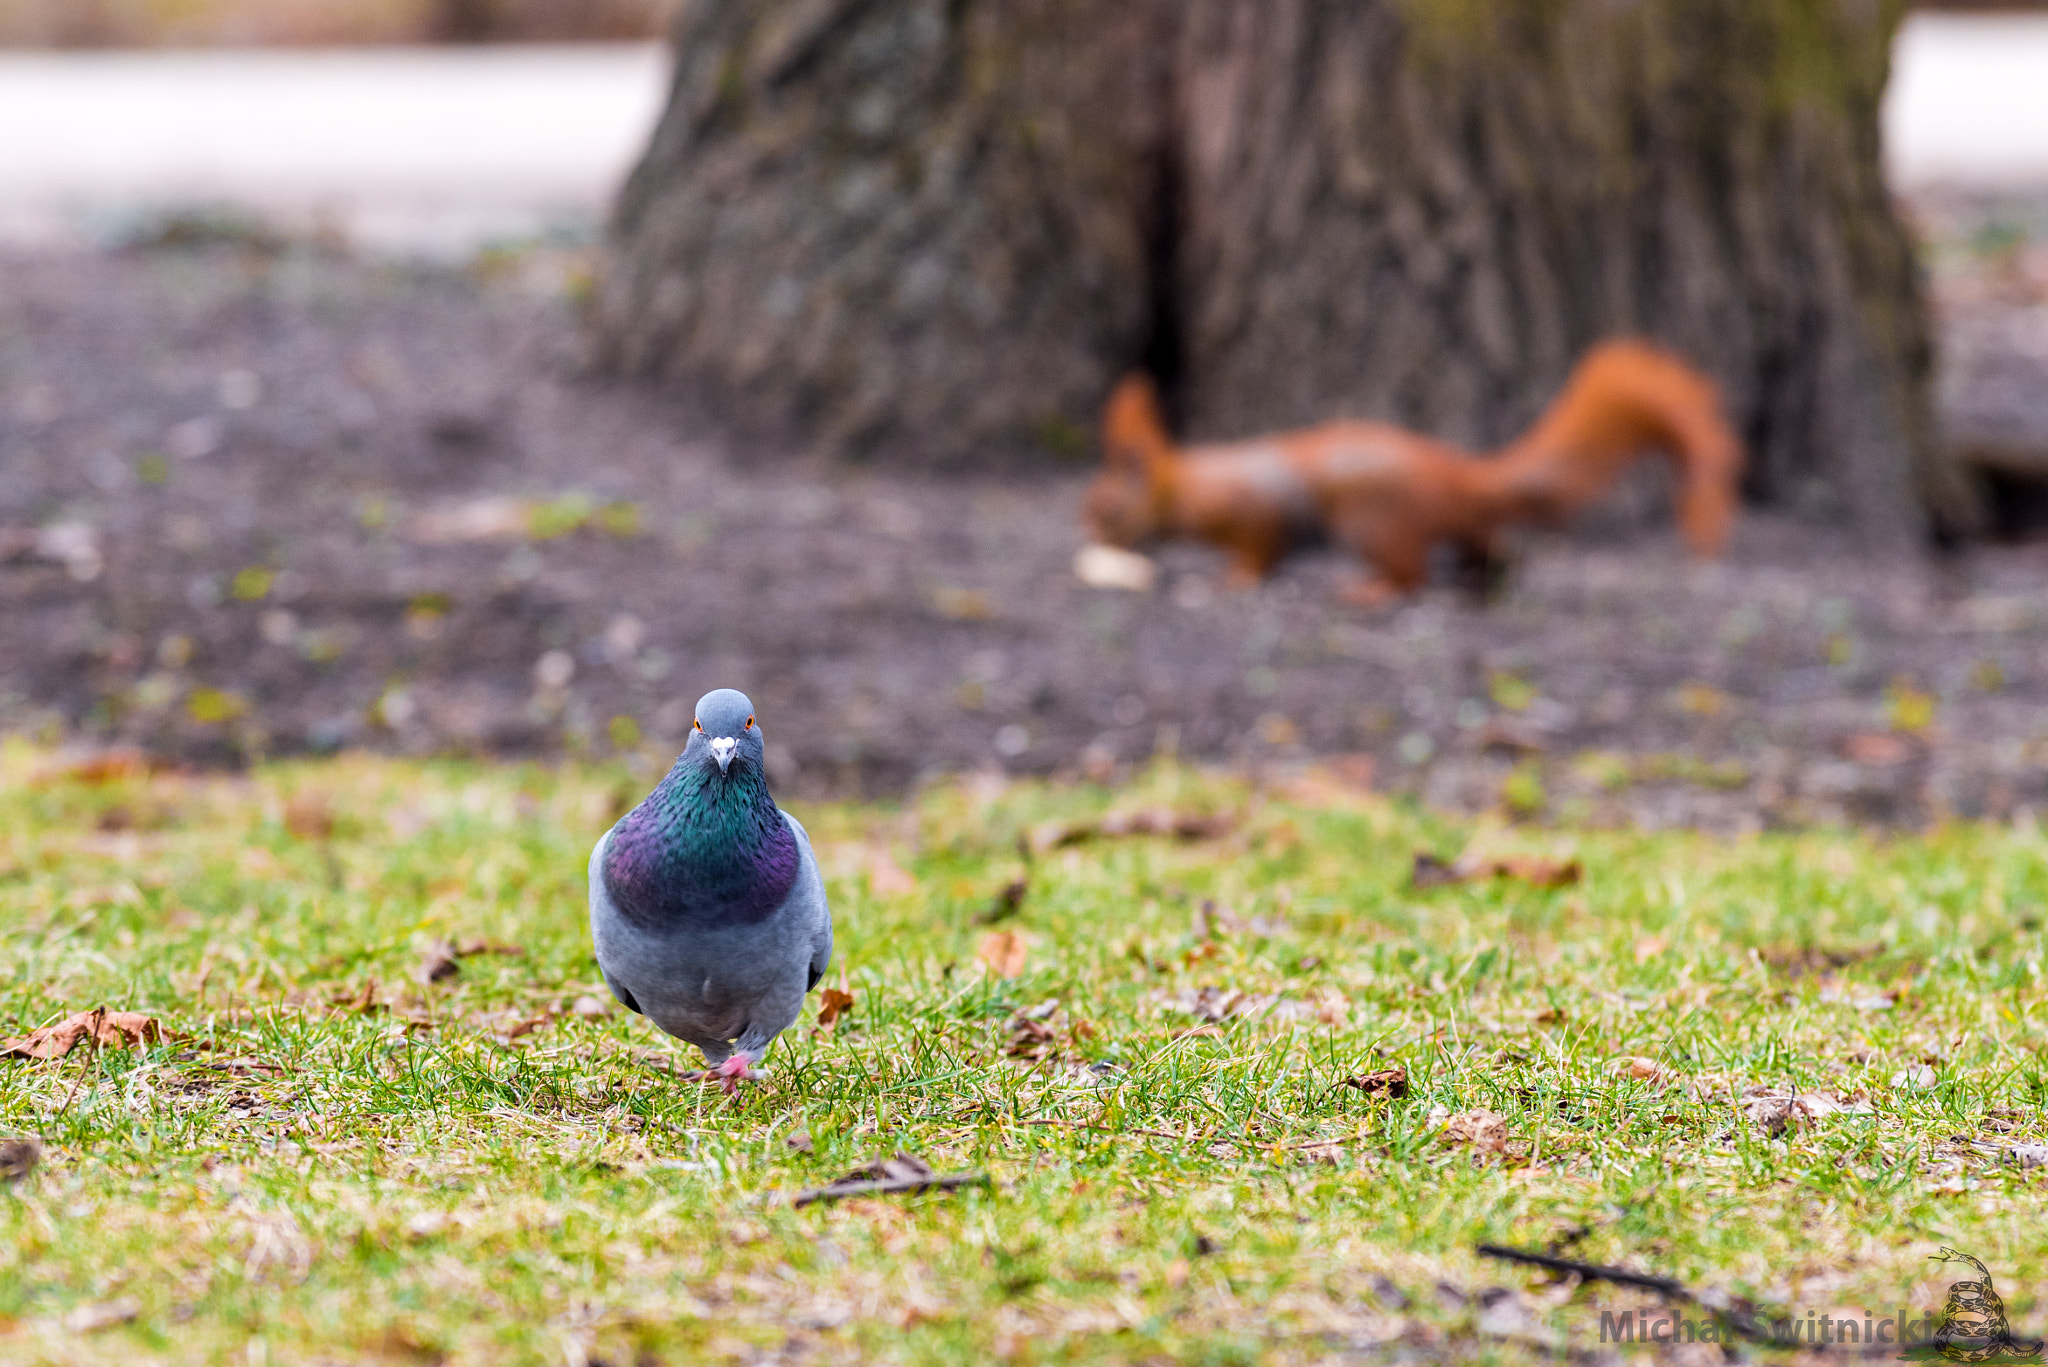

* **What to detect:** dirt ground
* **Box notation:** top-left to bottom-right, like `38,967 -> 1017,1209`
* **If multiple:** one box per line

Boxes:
4,199 -> 2048,829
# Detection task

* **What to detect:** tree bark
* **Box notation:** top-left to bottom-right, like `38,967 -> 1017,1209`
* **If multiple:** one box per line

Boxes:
595,0 -> 1963,541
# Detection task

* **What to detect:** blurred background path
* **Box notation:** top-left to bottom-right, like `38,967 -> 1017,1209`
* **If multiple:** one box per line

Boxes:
0,15 -> 2041,255
0,43 -> 665,255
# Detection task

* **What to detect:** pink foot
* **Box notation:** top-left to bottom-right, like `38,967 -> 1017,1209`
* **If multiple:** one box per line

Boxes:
714,1054 -> 753,1096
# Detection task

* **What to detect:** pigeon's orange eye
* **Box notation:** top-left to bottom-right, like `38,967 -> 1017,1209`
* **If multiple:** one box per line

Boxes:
694,719 -> 703,732
746,715 -> 754,729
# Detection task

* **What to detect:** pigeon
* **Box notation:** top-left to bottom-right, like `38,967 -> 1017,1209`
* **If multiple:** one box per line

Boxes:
588,688 -> 832,1095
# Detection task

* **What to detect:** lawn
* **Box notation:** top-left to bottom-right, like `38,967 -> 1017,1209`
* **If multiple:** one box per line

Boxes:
3,742 -> 2047,1364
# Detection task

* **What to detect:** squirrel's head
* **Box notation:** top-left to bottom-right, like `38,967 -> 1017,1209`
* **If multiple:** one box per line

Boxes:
1083,374 -> 1173,547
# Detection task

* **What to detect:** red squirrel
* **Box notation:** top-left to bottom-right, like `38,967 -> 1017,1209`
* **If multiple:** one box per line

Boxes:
1083,338 -> 1743,602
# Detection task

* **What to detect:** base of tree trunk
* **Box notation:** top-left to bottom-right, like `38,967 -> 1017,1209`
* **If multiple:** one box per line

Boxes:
595,0 -> 1963,542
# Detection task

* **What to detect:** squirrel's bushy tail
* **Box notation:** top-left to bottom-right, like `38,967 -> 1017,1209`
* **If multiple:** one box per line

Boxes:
1487,340 -> 1743,554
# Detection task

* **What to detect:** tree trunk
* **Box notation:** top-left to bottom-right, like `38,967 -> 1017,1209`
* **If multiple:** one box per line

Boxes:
595,0 -> 1965,541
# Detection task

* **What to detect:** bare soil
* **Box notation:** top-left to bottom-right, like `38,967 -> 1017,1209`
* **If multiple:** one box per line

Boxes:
4,219 -> 2047,829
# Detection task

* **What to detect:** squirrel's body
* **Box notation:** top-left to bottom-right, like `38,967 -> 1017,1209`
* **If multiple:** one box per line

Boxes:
1085,339 -> 1743,598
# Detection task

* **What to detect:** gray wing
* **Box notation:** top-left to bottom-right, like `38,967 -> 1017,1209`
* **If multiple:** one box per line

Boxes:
586,826 -> 643,1015
782,809 -> 833,993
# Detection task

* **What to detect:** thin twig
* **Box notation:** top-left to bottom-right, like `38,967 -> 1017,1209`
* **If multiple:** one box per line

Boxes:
1475,1244 -> 1778,1345
53,1007 -> 106,1120
788,1172 -> 988,1208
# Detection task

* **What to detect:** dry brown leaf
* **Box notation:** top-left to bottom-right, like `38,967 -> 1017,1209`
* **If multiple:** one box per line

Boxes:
492,1013 -> 553,1044
416,938 -> 522,985
1412,851 -> 1581,890
1739,1085 -> 1866,1137
1609,1056 -> 1675,1086
978,877 -> 1028,924
815,988 -> 856,1031
1026,807 -> 1234,855
1410,852 -> 1465,889
0,1136 -> 40,1182
32,748 -> 151,787
1004,1002 -> 1063,1061
978,930 -> 1028,979
1343,1067 -> 1409,1100
1441,1109 -> 1510,1154
283,790 -> 336,840
1491,856 -> 1581,888
417,942 -> 461,984
0,1008 -> 168,1060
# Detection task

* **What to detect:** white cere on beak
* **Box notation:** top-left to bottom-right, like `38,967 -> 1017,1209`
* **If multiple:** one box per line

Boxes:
709,736 -> 738,772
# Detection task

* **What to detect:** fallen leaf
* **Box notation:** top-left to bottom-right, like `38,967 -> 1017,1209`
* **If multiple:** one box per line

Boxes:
1441,1110 -> 1510,1155
977,877 -> 1028,924
978,930 -> 1028,979
1343,1067 -> 1409,1100
815,988 -> 856,1031
283,790 -> 336,840
1411,852 -> 1464,889
1275,754 -> 1376,804
492,1013 -> 553,1044
1609,1056 -> 1675,1086
1027,808 -> 1233,855
1739,1085 -> 1865,1137
1004,1002 -> 1063,1061
0,1136 -> 40,1182
32,747 -> 150,787
0,1008 -> 168,1060
571,995 -> 609,1020
785,1128 -> 814,1152
416,939 -> 522,985
1891,1064 -> 1938,1090
1412,851 -> 1581,890
1492,857 -> 1581,888
1632,935 -> 1667,964
417,942 -> 461,984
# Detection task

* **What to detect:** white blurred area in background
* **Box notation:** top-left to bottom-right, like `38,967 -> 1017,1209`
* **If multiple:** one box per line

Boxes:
0,42 -> 667,256
0,12 -> 2041,259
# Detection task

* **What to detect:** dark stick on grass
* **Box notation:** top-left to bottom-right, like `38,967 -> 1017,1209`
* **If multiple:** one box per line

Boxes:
1475,1244 -> 1780,1346
788,1172 -> 988,1208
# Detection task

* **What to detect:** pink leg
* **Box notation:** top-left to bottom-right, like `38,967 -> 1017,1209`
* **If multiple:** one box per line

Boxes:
714,1054 -> 753,1096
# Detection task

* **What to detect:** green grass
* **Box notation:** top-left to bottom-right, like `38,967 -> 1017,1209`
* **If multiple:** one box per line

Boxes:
4,743 -> 2048,1364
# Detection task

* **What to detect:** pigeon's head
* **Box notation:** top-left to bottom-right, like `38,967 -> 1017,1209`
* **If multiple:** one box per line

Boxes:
686,688 -> 764,778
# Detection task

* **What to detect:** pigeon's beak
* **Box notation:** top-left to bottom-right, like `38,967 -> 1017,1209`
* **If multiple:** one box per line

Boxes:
709,736 -> 737,773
